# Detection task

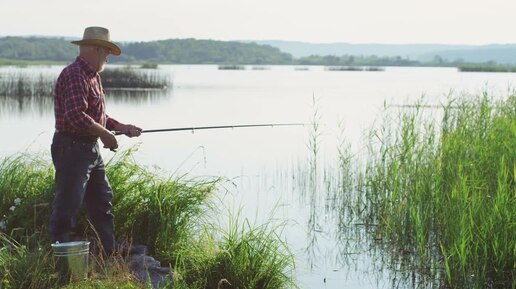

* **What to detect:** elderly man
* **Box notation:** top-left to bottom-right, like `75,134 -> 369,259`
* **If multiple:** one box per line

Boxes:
49,26 -> 141,255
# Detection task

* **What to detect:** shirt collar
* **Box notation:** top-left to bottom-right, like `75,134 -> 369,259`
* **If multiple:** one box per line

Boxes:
76,56 -> 98,77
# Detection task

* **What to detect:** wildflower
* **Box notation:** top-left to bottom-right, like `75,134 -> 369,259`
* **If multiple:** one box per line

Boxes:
14,198 -> 22,206
9,206 -> 15,212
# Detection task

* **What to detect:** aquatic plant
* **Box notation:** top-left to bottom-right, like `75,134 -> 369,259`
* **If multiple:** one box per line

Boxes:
360,94 -> 515,288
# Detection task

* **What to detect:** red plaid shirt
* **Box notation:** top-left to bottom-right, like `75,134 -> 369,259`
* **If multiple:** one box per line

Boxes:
54,57 -> 120,134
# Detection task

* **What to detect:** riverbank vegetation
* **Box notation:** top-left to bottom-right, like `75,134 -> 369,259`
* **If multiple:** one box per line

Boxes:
0,151 -> 296,289
355,94 -> 515,288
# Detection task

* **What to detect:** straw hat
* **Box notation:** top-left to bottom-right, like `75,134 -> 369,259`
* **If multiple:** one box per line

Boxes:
71,26 -> 121,56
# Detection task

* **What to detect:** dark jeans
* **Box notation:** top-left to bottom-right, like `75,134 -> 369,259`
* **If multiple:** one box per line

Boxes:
49,132 -> 115,254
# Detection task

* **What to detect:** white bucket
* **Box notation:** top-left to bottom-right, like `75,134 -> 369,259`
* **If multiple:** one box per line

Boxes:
51,241 -> 90,281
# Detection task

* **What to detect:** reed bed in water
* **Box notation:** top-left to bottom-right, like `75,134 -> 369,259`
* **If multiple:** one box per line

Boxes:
359,94 -> 515,288
218,65 -> 246,70
325,66 -> 384,72
100,68 -> 169,89
458,63 -> 516,73
0,73 -> 55,97
0,151 -> 296,289
0,68 -> 169,97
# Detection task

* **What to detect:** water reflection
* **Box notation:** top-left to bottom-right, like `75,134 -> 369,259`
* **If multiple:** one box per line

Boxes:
0,95 -> 54,117
275,111 -> 448,289
107,88 -> 172,104
286,160 -> 447,289
0,89 -> 171,117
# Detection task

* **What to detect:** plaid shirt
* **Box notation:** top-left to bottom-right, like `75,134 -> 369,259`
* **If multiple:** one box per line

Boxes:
54,57 -> 120,134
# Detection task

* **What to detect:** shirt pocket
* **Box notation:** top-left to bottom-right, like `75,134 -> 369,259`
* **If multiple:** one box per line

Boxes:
89,89 -> 103,107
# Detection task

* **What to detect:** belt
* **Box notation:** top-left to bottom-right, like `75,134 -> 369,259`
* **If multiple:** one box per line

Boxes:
55,130 -> 99,143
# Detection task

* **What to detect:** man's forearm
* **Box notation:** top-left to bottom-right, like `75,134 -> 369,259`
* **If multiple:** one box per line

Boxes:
87,122 -> 118,149
87,122 -> 112,138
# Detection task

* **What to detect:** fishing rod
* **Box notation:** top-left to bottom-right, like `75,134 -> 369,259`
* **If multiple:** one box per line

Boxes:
113,123 -> 306,136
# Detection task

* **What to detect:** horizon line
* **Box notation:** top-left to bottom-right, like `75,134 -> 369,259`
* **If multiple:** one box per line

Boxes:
1,34 -> 516,46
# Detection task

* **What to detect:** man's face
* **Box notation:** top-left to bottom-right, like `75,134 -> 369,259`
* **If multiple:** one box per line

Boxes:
95,47 -> 110,72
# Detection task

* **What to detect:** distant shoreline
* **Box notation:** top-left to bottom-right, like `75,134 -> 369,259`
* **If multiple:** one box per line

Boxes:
3,59 -> 516,74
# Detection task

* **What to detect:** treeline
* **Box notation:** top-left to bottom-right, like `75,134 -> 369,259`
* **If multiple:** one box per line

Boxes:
0,36 -> 293,64
120,39 -> 292,64
0,37 -> 76,61
0,36 -> 512,68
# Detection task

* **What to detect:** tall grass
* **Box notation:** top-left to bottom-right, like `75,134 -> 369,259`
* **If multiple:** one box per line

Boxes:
0,150 -> 296,288
0,233 -> 59,289
359,94 -> 515,288
106,150 -> 219,263
0,73 -> 55,97
0,153 -> 55,240
173,209 -> 296,289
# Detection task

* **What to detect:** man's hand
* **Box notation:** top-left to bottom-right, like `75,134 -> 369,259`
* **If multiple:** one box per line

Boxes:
100,130 -> 118,150
121,124 -> 142,137
88,122 -> 118,150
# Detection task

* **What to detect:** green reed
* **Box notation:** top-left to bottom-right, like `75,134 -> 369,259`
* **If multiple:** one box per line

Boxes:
0,73 -> 55,97
360,94 -> 515,288
172,209 -> 296,289
105,149 -> 219,263
0,153 -> 55,239
0,233 -> 60,289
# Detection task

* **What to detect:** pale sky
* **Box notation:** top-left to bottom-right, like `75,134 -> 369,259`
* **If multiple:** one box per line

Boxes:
2,0 -> 516,44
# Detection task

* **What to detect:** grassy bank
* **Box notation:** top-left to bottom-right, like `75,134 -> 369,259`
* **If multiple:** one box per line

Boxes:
358,94 -> 515,288
0,151 -> 296,289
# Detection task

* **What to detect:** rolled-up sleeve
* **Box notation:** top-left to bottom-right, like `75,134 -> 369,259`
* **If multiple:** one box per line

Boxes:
106,115 -> 121,131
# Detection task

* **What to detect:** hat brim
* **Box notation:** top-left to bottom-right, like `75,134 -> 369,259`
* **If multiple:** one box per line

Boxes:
71,39 -> 121,56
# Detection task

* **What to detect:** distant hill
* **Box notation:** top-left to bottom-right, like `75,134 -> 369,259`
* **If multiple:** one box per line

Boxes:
2,36 -> 516,65
247,40 -> 516,64
418,44 -> 516,64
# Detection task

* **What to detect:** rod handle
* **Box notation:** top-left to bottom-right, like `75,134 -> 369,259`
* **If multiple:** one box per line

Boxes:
113,130 -> 128,136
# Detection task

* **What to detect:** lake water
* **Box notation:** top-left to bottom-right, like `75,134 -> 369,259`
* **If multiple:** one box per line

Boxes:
1,65 -> 514,288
